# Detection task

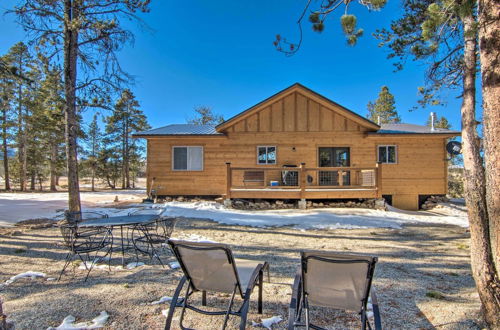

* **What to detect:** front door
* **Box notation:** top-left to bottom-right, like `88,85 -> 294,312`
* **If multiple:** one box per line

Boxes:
318,147 -> 351,186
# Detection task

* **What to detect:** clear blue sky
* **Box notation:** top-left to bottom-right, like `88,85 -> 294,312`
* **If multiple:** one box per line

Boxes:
0,1 -> 463,131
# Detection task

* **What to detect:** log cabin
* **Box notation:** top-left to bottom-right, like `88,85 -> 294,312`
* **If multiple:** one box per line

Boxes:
133,83 -> 460,210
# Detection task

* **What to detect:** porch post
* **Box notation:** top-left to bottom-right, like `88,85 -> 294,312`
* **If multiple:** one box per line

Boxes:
299,163 -> 307,209
225,162 -> 232,207
376,162 -> 383,198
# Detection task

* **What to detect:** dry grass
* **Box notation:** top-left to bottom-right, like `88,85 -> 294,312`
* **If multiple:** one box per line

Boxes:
0,218 -> 483,329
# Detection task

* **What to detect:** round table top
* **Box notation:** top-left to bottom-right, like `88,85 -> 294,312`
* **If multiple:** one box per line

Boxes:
78,214 -> 160,227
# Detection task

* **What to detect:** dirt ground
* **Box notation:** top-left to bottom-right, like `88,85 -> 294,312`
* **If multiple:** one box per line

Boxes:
0,217 -> 483,329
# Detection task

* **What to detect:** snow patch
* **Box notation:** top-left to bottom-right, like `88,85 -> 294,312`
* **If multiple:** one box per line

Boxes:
150,296 -> 172,305
47,311 -> 109,330
2,271 -> 46,287
163,201 -> 469,230
161,309 -> 169,318
168,261 -> 180,269
126,262 -> 144,270
252,316 -> 283,329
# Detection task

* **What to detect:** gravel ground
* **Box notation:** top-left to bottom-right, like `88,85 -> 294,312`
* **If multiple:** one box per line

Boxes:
0,218 -> 484,329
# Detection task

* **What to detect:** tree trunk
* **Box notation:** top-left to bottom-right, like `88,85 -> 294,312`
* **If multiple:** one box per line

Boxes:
461,13 -> 500,328
63,0 -> 81,212
17,72 -> 25,191
50,142 -> 57,191
124,111 -> 130,189
30,171 -> 35,190
1,108 -> 10,190
478,0 -> 500,279
91,165 -> 95,192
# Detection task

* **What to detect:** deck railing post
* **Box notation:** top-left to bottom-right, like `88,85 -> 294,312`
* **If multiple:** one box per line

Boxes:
376,162 -> 383,198
338,170 -> 344,187
299,163 -> 307,209
225,162 -> 232,207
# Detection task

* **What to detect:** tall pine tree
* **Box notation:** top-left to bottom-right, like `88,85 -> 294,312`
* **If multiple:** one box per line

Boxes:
366,86 -> 401,124
105,89 -> 149,189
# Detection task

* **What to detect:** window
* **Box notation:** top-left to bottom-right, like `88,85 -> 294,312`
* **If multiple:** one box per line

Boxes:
257,146 -> 276,165
172,146 -> 203,171
378,145 -> 397,164
318,147 -> 350,167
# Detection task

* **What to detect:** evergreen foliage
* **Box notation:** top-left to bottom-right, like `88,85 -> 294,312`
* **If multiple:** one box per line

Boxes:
188,106 -> 224,125
366,86 -> 400,124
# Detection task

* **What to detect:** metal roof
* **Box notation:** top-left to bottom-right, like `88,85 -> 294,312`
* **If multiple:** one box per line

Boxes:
375,123 -> 460,135
133,124 -> 223,136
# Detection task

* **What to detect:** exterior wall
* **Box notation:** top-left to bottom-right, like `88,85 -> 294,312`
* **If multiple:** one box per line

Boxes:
145,133 -> 448,210
143,89 -> 450,211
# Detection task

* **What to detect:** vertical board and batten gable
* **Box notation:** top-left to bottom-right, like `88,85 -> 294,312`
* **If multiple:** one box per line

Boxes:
217,91 -> 373,134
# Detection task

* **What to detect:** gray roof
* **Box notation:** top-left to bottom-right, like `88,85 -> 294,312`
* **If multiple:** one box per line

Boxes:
133,124 -> 222,136
134,123 -> 460,137
375,123 -> 460,135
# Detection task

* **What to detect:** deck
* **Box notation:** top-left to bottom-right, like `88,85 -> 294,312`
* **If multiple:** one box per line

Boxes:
225,163 -> 382,200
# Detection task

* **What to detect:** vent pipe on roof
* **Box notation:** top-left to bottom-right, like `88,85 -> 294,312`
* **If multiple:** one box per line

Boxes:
430,112 -> 437,131
377,116 -> 381,125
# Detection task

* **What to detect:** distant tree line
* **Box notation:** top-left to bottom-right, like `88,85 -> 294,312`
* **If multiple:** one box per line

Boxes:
0,43 -> 150,191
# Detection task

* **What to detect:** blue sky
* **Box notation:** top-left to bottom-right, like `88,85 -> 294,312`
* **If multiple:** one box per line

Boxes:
0,1 -> 463,131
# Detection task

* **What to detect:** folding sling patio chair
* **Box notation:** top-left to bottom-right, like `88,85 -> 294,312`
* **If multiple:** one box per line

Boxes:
288,251 -> 381,330
165,240 -> 269,330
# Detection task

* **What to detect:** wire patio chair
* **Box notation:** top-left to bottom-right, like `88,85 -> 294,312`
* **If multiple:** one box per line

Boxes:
58,211 -> 113,281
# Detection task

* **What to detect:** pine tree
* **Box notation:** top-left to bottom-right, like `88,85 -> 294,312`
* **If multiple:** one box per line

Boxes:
366,86 -> 401,124
84,114 -> 102,192
426,114 -> 451,129
5,42 -> 34,191
105,89 -> 150,189
0,54 -> 16,190
188,106 -> 224,125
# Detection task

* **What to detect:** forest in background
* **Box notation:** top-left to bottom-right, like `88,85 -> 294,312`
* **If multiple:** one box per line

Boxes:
0,42 -> 150,192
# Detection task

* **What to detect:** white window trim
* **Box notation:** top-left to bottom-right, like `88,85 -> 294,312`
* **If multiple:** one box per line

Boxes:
172,146 -> 204,171
256,146 -> 277,165
377,145 -> 398,164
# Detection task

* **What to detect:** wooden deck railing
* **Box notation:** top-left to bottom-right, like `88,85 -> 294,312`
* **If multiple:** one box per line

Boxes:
225,162 -> 383,200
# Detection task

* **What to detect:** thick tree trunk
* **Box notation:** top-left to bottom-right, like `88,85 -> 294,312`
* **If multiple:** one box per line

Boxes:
30,171 -> 35,190
50,143 -> 57,191
63,0 -> 81,212
1,108 -> 10,190
478,0 -> 500,279
461,14 -> 500,328
91,166 -> 95,192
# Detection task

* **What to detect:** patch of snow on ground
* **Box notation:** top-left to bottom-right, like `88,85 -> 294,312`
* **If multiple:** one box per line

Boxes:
2,271 -> 46,287
168,261 -> 180,269
0,190 -> 146,225
47,311 -> 109,330
150,296 -> 172,305
164,201 -> 469,230
126,262 -> 144,270
252,316 -> 283,329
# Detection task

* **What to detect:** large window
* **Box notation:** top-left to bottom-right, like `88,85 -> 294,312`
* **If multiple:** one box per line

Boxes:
318,147 -> 350,186
318,147 -> 350,167
257,146 -> 276,165
172,146 -> 203,171
378,145 -> 397,164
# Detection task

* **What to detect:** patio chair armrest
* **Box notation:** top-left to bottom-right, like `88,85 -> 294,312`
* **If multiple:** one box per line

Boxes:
242,262 -> 267,299
370,287 -> 382,330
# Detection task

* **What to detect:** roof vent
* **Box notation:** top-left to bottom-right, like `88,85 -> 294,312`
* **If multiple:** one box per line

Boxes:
430,112 -> 437,131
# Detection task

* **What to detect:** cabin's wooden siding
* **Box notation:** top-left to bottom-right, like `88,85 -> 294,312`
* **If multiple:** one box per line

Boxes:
143,90 -> 450,211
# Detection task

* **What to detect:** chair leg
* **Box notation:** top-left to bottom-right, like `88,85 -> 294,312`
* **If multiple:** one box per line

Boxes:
222,285 -> 237,330
165,276 -> 187,330
361,310 -> 367,330
202,291 -> 207,306
258,269 -> 263,314
58,253 -> 73,281
304,296 -> 310,330
179,279 -> 193,330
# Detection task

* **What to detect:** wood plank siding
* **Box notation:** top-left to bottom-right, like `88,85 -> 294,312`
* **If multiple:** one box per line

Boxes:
139,85 -> 456,210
